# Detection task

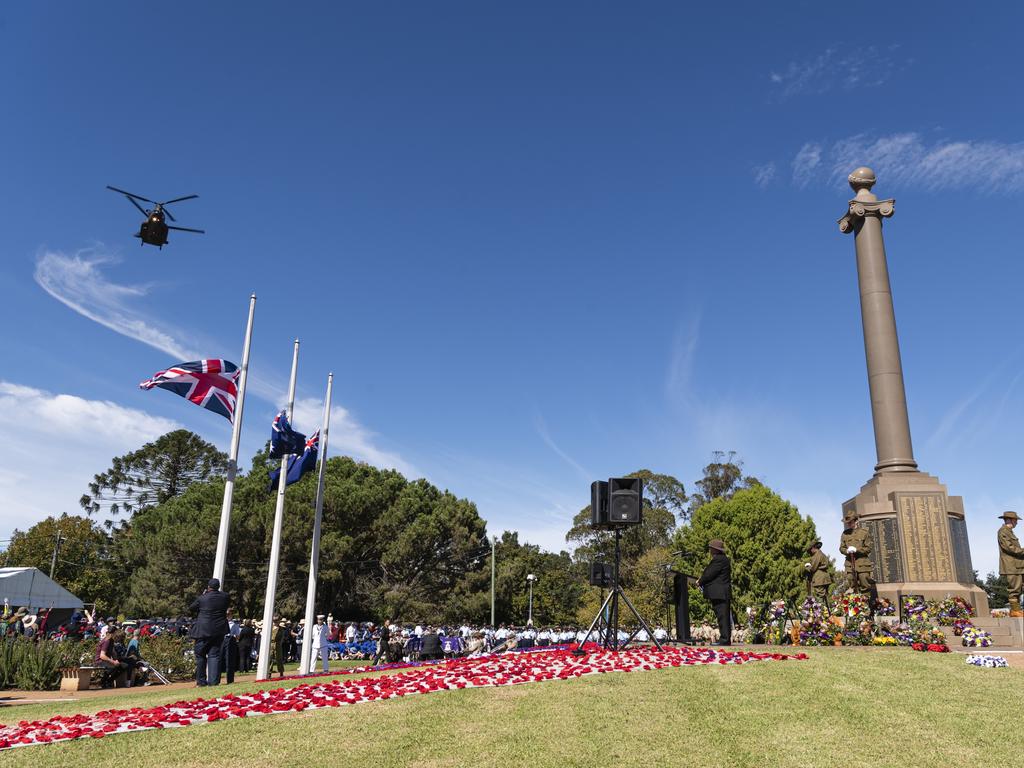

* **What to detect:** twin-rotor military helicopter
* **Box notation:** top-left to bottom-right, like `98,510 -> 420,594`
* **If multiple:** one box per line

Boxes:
107,185 -> 205,249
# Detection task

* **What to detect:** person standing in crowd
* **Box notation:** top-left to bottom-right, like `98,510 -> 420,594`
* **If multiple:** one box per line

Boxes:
696,538 -> 732,647
997,511 -> 1024,617
839,510 -> 873,598
271,619 -> 289,677
312,614 -> 330,673
189,578 -> 230,687
237,619 -> 255,672
220,609 -> 239,684
372,618 -> 392,666
804,540 -> 832,602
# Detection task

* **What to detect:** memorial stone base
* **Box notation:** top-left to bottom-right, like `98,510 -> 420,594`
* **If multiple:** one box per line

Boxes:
843,471 -> 990,615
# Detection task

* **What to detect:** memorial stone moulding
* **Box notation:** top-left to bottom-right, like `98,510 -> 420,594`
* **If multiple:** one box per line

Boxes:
837,167 -> 987,613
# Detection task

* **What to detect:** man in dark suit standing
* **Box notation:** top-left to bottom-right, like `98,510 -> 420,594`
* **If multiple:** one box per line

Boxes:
696,539 -> 732,647
190,578 -> 230,686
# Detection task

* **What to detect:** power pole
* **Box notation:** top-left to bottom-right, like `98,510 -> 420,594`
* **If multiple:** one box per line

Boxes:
49,530 -> 66,580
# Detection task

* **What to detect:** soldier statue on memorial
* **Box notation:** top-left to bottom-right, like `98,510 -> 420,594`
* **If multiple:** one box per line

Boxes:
840,510 -> 874,599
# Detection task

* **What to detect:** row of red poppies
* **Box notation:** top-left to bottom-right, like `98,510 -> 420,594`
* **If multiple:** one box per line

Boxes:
0,644 -> 806,750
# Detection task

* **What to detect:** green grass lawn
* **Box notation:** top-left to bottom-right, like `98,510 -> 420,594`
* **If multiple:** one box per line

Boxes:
3,647 -> 1021,768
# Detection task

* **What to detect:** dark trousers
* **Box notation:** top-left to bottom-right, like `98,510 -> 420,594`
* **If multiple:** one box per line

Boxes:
194,636 -> 222,686
238,643 -> 253,671
711,599 -> 731,643
220,635 -> 239,684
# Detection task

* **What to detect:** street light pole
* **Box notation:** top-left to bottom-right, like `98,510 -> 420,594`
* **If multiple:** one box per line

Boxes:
526,573 -> 537,626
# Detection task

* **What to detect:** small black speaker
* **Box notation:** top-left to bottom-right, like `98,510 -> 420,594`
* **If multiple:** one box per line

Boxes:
607,477 -> 642,525
590,481 -> 609,528
589,562 -> 612,587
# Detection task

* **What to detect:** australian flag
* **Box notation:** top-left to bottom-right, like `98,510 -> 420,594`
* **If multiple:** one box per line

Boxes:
269,429 -> 319,490
139,359 -> 239,422
269,410 -> 306,459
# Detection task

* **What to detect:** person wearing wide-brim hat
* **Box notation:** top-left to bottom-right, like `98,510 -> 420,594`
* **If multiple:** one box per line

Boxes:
803,541 -> 831,601
840,509 -> 874,599
997,511 -> 1024,617
696,539 -> 732,646
270,619 -> 291,679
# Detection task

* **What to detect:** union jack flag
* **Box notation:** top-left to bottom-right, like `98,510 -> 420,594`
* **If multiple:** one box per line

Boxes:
139,359 -> 240,422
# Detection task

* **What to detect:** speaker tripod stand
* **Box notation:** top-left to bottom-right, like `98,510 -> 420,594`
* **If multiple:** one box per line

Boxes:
574,528 -> 663,654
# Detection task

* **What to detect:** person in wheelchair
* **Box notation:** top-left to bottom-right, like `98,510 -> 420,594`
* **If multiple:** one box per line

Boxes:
95,627 -> 130,688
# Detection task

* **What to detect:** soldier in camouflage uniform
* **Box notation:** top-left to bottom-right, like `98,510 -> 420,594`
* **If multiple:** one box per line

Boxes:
839,510 -> 873,598
804,540 -> 832,601
997,511 -> 1024,617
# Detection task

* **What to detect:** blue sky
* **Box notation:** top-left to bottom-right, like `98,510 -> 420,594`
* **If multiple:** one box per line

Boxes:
2,3 -> 1022,577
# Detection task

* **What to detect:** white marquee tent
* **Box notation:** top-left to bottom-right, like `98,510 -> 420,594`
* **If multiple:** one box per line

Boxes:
0,567 -> 83,611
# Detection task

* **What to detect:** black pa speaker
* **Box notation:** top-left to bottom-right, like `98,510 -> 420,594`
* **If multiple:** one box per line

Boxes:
607,477 -> 643,525
590,481 -> 609,528
589,562 -> 612,587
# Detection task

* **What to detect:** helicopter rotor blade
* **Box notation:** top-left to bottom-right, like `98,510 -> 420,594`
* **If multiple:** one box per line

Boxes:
124,196 -> 149,216
160,194 -> 199,205
166,225 -> 206,234
161,206 -> 177,222
106,185 -> 157,205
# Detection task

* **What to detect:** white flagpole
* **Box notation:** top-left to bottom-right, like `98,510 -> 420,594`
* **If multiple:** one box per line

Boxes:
212,294 -> 256,587
299,372 -> 333,675
257,339 -> 300,681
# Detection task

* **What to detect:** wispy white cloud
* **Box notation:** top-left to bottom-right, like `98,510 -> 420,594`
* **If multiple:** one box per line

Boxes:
665,313 -> 701,401
0,380 -> 180,443
792,143 -> 823,187
32,249 -> 413,482
769,45 -> 903,100
34,249 -> 200,360
534,413 -> 593,481
0,380 -> 181,533
290,397 -> 420,479
828,133 -> 1024,192
752,162 -> 776,189
784,133 -> 1024,193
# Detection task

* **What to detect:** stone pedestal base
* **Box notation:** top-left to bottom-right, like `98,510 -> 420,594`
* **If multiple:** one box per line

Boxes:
844,471 -> 989,616
875,582 -> 990,617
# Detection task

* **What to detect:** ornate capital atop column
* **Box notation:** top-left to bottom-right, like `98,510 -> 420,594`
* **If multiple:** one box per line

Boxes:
837,166 -> 895,233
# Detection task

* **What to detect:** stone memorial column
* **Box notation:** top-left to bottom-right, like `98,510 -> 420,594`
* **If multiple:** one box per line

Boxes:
838,167 -> 989,615
839,168 -> 917,474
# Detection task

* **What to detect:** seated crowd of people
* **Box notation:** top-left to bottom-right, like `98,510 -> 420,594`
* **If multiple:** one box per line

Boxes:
3,599 -> 674,686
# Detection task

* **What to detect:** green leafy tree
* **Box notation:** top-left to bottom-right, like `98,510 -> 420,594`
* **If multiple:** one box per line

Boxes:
980,572 -> 1008,608
673,484 -> 818,620
483,532 -> 584,627
113,451 -> 498,624
688,451 -> 760,512
80,430 -> 227,519
3,514 -> 121,612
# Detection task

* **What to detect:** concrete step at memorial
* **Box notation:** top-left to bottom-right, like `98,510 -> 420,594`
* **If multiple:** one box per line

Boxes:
962,617 -> 1024,647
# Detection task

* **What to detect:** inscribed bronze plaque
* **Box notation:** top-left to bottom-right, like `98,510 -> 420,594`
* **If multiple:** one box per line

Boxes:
947,517 -> 975,584
864,517 -> 904,584
895,493 -> 954,582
